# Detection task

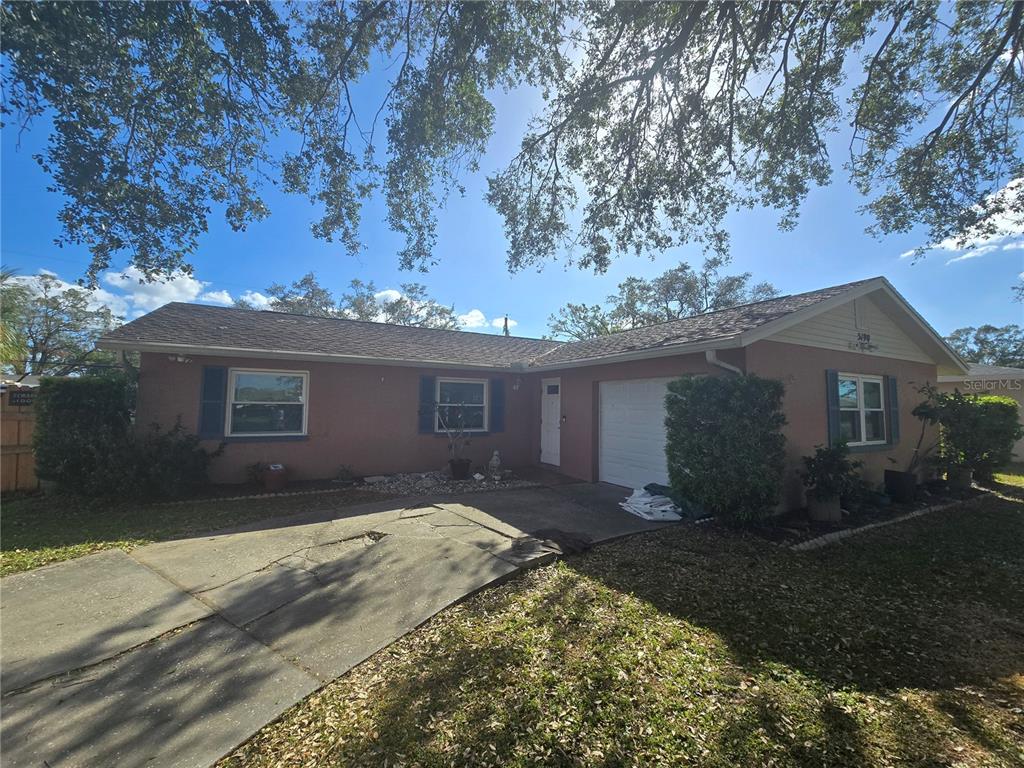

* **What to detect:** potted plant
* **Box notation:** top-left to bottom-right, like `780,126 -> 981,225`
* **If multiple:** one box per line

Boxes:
435,403 -> 473,480
885,383 -> 941,503
800,443 -> 862,522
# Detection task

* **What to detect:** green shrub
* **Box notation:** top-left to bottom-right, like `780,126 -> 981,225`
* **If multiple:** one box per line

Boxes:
665,375 -> 787,525
914,385 -> 1023,481
132,422 -> 223,499
34,375 -> 134,496
972,395 -> 1022,480
34,374 -> 220,499
800,443 -> 863,502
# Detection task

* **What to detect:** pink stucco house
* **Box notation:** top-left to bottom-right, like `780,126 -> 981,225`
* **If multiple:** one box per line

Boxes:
98,276 -> 967,508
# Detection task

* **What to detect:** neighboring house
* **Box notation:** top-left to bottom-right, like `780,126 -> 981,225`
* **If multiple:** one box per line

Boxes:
938,363 -> 1024,458
98,276 -> 966,508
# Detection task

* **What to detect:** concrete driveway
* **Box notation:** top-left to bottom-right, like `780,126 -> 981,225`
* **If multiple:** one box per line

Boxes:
0,483 -> 665,767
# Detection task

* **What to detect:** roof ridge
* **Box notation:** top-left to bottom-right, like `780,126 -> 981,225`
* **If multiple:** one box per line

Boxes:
544,276 -> 882,348
162,301 -> 562,346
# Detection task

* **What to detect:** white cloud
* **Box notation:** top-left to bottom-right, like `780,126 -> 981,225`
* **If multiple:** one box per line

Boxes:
491,317 -> 518,330
373,288 -> 403,304
945,245 -> 999,265
935,177 -> 1024,252
239,290 -> 272,310
199,289 -> 233,305
901,178 -> 1024,265
457,309 -> 488,329
101,266 -> 246,315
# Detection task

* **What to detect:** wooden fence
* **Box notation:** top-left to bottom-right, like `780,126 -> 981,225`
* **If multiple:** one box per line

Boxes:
1,386 -> 39,493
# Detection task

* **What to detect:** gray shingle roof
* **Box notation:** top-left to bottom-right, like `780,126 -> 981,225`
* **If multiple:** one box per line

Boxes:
964,362 -> 1024,378
100,278 -> 880,369
528,278 -> 878,367
100,302 -> 563,369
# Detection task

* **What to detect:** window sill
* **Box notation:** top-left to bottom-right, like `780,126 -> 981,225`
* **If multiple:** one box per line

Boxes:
223,434 -> 310,443
432,431 -> 492,437
847,442 -> 893,454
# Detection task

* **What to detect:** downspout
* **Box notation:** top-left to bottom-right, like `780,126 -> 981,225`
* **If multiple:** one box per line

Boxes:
705,349 -> 743,375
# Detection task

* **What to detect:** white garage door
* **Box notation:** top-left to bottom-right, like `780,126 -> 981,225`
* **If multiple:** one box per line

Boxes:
599,377 -> 673,489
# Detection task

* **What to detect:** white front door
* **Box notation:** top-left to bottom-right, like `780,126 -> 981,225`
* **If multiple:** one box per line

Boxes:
598,377 -> 673,489
540,377 -> 561,465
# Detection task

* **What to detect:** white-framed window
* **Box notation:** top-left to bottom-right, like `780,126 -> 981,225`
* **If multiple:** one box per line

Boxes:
226,368 -> 308,437
837,373 -> 886,445
435,378 -> 488,433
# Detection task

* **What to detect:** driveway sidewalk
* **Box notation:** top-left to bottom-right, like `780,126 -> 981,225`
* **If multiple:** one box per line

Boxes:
0,484 -> 664,767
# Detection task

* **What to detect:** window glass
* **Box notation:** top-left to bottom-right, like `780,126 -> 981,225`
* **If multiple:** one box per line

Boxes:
228,370 -> 307,435
839,411 -> 861,443
864,410 -> 885,442
231,403 -> 304,434
547,384 -> 560,395
835,374 -> 885,445
862,380 -> 882,410
233,373 -> 304,403
436,380 -> 487,431
438,380 -> 485,405
838,378 -> 859,408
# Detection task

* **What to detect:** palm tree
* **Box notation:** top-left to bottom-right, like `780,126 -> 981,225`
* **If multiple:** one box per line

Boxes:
0,267 -> 29,373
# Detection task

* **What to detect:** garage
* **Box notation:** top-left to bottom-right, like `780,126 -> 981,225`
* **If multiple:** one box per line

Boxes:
598,377 -> 673,489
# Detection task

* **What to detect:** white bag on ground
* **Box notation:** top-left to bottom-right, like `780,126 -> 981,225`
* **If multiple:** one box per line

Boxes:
619,489 -> 683,521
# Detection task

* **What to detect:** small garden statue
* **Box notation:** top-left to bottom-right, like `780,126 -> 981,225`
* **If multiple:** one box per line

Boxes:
488,450 -> 502,480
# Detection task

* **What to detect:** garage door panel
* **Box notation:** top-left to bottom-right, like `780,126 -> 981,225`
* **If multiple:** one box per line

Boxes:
598,377 -> 673,489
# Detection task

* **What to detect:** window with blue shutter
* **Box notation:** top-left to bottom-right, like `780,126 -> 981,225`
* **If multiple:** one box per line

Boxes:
885,375 -> 900,445
198,366 -> 227,438
825,369 -> 840,447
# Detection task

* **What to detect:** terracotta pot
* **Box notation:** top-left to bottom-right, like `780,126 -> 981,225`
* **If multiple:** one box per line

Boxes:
808,495 -> 842,523
947,466 -> 973,490
449,458 -> 472,480
884,470 -> 917,504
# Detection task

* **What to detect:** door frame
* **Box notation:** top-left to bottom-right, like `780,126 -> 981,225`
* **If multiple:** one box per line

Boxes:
540,377 -> 561,466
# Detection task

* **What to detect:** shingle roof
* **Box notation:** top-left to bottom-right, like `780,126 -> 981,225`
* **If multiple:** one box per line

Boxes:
528,278 -> 878,367
100,302 -> 562,369
964,362 -> 1024,379
100,278 -> 880,369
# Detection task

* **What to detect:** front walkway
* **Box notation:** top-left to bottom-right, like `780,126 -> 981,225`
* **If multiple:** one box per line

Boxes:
0,484 -> 663,767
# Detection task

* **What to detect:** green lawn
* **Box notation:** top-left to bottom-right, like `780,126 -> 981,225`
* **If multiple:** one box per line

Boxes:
224,493 -> 1024,768
0,488 -> 392,576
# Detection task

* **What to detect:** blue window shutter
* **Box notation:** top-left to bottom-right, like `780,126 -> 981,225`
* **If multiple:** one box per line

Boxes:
886,375 -> 900,445
490,378 -> 506,433
418,376 -> 436,434
825,369 -> 840,446
199,366 -> 227,438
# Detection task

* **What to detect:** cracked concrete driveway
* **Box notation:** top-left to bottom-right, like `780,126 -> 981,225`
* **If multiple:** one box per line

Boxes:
0,484 -> 666,767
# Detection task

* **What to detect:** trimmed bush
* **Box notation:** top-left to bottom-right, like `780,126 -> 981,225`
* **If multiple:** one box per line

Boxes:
34,374 -> 220,499
665,375 -> 787,525
34,375 -> 134,496
972,395 -> 1022,480
915,385 -> 1023,481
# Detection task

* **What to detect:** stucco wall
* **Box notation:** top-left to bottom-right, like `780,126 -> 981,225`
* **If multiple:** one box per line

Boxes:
136,352 -> 540,484
744,340 -> 940,508
937,377 -> 1024,458
551,349 -> 745,483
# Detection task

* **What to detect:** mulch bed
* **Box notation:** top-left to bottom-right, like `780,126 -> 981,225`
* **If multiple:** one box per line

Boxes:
749,483 -> 988,546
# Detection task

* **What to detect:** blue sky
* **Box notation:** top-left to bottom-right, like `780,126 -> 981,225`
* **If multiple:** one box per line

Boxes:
2,76 -> 1022,339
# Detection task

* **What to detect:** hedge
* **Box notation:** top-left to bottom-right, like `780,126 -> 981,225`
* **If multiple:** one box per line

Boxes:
665,374 -> 787,525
